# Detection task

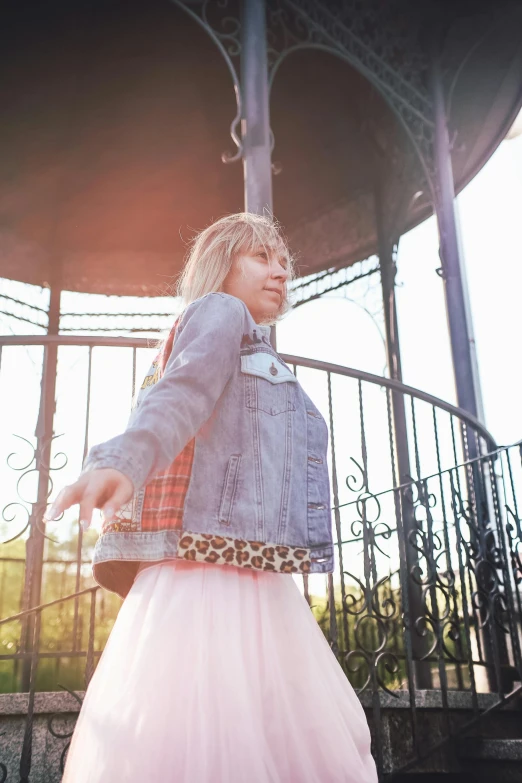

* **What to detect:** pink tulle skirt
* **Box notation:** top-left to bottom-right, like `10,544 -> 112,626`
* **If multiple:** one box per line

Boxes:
63,558 -> 377,782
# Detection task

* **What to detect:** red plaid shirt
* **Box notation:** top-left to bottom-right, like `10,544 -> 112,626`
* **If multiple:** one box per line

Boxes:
139,318 -> 195,533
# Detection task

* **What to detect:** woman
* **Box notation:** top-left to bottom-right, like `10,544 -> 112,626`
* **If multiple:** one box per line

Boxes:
46,213 -> 378,782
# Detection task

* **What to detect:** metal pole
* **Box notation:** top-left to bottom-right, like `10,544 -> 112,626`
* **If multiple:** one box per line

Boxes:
20,283 -> 60,690
240,0 -> 273,215
429,41 -> 484,427
429,37 -> 508,692
375,184 -> 432,690
240,0 -> 276,348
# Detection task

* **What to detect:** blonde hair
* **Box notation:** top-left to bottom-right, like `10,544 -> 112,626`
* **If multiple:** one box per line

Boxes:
177,212 -> 294,316
152,213 -> 295,351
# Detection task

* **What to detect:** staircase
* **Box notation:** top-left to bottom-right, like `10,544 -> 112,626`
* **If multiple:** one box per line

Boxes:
386,689 -> 522,781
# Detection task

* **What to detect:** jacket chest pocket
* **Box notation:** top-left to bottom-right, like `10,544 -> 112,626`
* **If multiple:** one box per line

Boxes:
241,352 -> 297,416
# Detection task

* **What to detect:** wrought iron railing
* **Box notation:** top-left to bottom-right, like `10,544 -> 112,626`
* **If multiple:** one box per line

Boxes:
0,334 -> 521,780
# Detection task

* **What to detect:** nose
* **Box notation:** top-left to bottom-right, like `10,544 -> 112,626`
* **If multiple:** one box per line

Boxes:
269,258 -> 288,281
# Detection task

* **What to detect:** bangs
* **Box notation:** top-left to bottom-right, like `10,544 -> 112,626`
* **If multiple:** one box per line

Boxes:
175,211 -> 295,324
232,218 -> 292,270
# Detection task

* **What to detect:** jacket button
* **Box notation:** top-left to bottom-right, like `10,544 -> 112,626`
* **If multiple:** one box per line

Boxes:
269,363 -> 278,376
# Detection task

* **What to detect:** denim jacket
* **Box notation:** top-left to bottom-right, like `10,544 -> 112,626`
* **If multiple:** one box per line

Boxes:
82,292 -> 334,596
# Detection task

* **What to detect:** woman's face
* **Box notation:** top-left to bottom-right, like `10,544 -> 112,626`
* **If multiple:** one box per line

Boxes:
223,246 -> 289,323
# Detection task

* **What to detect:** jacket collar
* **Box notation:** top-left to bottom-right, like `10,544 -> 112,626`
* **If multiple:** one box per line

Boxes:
255,324 -> 272,340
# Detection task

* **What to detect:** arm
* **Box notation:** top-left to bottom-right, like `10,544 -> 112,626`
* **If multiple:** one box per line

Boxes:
80,293 -> 244,493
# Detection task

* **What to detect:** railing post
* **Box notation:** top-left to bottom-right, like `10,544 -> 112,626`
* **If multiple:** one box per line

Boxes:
429,33 -> 510,693
375,183 -> 433,689
240,0 -> 277,349
428,33 -> 485,445
240,0 -> 272,216
20,284 -> 61,691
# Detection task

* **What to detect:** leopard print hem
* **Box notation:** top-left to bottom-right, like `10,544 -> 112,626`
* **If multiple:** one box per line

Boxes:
177,532 -> 312,573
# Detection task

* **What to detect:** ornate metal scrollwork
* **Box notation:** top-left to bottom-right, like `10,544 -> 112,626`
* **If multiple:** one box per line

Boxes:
340,450 -> 404,696
505,504 -> 522,584
2,432 -> 69,546
266,0 -> 436,192
165,0 -> 459,193
168,0 -> 244,163
47,686 -> 84,773
404,475 -> 468,665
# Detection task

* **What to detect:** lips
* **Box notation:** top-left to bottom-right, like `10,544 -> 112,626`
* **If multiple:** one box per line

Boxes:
264,288 -> 282,297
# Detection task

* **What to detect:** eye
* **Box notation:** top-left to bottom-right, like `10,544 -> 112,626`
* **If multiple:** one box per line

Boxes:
256,251 -> 268,260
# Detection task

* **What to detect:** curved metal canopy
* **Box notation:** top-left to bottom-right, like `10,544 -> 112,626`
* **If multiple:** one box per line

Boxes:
0,0 -> 521,296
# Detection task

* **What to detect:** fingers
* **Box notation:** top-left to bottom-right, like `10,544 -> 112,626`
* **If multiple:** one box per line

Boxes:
44,478 -> 97,531
78,493 -> 97,532
100,474 -> 134,523
43,469 -> 135,532
43,483 -> 83,522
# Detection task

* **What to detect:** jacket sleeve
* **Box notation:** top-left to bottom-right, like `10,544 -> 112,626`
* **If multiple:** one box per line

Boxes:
80,293 -> 245,492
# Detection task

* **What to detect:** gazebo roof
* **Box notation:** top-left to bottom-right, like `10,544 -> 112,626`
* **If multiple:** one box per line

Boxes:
1,0 -> 521,296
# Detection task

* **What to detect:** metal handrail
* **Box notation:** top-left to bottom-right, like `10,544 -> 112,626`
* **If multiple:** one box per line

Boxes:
282,353 -> 497,449
0,334 -> 497,448
0,332 -> 519,780
0,587 -> 99,627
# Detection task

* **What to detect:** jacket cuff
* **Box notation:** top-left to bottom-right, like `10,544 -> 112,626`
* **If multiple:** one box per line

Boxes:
80,450 -> 140,494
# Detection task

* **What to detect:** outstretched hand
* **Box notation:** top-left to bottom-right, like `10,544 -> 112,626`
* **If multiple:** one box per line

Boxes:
43,468 -> 135,531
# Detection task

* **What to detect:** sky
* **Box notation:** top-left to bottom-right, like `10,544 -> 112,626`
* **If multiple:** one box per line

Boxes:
0,122 -> 521,604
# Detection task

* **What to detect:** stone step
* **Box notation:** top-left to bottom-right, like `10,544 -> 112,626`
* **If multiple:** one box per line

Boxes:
391,776 -> 504,783
457,738 -> 522,761
392,774 -> 520,783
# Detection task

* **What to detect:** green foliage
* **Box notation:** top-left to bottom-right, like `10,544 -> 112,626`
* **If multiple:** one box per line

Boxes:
0,524 -> 122,694
310,581 -> 471,692
309,586 -> 410,691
